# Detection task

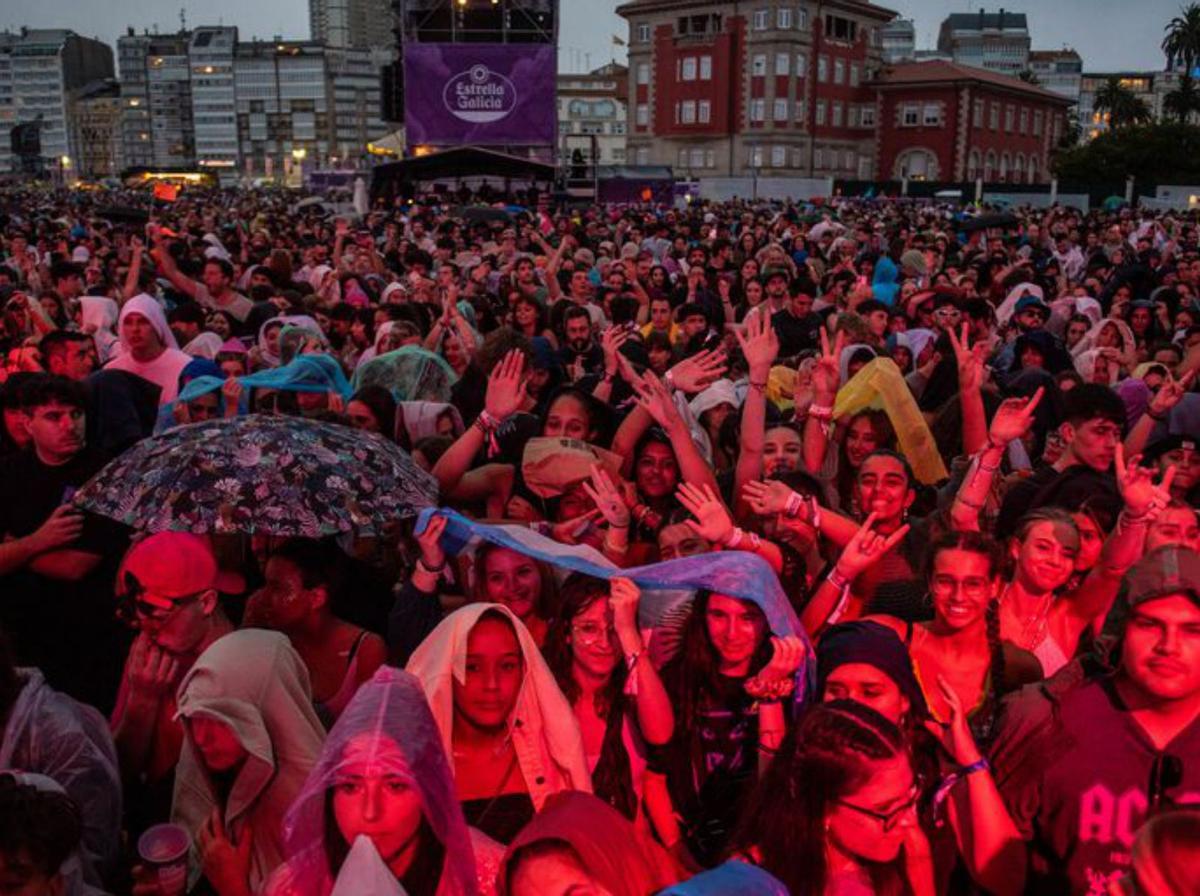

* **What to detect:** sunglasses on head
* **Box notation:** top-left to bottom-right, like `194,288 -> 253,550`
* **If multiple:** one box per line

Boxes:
116,571 -> 205,625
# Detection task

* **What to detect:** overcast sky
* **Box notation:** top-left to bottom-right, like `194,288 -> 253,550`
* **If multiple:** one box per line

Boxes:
1,0 -> 1185,74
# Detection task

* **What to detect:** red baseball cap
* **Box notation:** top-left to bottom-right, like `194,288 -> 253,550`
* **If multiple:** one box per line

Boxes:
117,533 -> 244,602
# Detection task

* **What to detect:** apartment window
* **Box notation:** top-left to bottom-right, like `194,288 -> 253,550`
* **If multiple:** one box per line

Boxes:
850,63 -> 860,86
636,104 -> 649,127
777,8 -> 792,29
681,57 -> 697,81
750,98 -> 766,122
680,100 -> 696,123
752,54 -> 768,77
832,102 -> 843,126
699,56 -> 712,80
797,8 -> 808,29
817,56 -> 828,82
795,53 -> 807,76
636,63 -> 649,85
690,148 -> 705,167
989,102 -> 999,129
795,100 -> 807,123
1005,105 -> 1015,132
678,148 -> 689,167
834,59 -> 845,84
776,52 -> 790,75
751,145 -> 765,167
635,147 -> 649,165
848,106 -> 858,127
860,106 -> 875,127
774,98 -> 789,121
973,98 -> 984,127
814,148 -> 824,168
815,101 -> 827,125
771,145 -> 787,166
698,100 -> 711,123
923,103 -> 940,126
1019,108 -> 1029,134
706,149 -> 716,168
845,150 -> 856,170
902,104 -> 919,126
792,148 -> 804,166
753,8 -> 769,30
1033,109 -> 1043,135
636,23 -> 651,43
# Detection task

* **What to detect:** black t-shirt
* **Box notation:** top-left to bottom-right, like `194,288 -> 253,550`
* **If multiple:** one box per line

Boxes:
648,667 -> 759,867
0,448 -> 130,713
990,677 -> 1200,895
769,308 -> 822,358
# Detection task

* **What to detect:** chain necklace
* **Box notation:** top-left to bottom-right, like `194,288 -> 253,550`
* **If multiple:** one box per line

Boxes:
1002,584 -> 1055,652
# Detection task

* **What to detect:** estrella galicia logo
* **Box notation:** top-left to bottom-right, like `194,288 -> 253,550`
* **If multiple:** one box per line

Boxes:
443,63 -> 518,123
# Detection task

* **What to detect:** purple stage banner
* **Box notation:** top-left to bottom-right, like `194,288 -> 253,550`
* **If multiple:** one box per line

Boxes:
404,43 -> 556,146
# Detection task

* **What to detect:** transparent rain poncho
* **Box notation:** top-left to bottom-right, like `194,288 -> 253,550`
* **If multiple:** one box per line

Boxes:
351,346 -> 459,404
272,667 -> 479,896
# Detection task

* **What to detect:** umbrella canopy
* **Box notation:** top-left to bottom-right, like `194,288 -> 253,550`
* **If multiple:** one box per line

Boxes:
1103,195 -> 1127,211
958,212 -> 1019,232
451,205 -> 513,224
74,414 -> 438,536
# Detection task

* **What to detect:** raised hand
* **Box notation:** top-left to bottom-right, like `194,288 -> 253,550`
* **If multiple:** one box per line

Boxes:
581,463 -> 631,529
484,349 -> 528,420
742,479 -> 799,517
988,386 -> 1044,447
667,348 -> 727,394
1114,443 -> 1175,519
631,370 -> 679,430
675,481 -> 734,543
834,512 -> 910,581
416,513 -> 448,571
812,327 -> 846,402
1148,369 -> 1196,419
948,322 -> 987,393
757,635 -> 807,683
609,577 -> 642,644
734,311 -> 779,378
923,674 -> 983,766
600,325 -> 631,377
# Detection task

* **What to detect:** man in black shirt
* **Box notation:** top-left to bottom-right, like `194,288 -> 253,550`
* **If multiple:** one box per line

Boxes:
0,375 -> 128,713
770,273 -> 822,358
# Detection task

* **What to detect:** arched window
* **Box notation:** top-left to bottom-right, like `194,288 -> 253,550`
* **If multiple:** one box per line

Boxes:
984,150 -> 996,181
999,152 -> 1011,182
895,148 -> 938,180
967,149 -> 981,180
1028,154 -> 1039,183
1013,153 -> 1025,182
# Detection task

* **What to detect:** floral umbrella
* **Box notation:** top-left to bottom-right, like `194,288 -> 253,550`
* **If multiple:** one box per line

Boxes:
74,414 -> 439,536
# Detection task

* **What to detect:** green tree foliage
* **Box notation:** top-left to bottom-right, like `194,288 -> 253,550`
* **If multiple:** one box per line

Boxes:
1052,121 -> 1200,182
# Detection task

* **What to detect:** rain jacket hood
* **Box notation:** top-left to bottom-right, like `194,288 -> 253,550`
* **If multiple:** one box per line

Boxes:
173,630 -> 325,893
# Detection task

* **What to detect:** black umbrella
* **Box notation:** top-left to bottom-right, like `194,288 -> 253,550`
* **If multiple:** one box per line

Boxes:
94,205 -> 151,225
452,206 -> 513,225
959,213 -> 1019,233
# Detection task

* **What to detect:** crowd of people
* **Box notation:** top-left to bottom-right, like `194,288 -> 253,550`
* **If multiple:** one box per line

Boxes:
0,183 -> 1198,896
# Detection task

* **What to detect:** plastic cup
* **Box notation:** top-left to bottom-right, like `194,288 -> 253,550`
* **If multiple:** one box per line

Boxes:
137,823 -> 190,896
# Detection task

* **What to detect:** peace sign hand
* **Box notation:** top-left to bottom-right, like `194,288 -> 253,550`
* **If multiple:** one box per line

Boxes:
1148,369 -> 1195,419
988,386 -> 1044,447
812,327 -> 846,403
948,323 -> 987,393
833,512 -> 910,581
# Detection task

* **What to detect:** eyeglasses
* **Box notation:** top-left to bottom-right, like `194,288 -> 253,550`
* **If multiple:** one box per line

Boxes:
836,784 -> 921,832
571,621 -> 617,647
116,571 -> 205,626
930,575 -> 991,598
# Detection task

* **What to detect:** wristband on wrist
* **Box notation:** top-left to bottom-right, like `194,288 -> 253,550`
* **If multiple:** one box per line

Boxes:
724,527 -> 744,549
827,567 -> 852,591
664,370 -> 676,391
784,490 -> 805,518
1147,406 -> 1168,423
416,558 -> 445,576
809,403 -> 834,421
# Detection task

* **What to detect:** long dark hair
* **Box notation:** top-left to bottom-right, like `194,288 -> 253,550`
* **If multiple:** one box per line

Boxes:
664,590 -> 773,735
731,700 -> 911,896
470,543 -> 559,623
837,410 -> 896,511
349,385 -> 397,444
542,574 -> 638,819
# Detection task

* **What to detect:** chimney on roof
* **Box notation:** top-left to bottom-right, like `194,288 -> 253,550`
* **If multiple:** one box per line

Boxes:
998,8 -> 1005,29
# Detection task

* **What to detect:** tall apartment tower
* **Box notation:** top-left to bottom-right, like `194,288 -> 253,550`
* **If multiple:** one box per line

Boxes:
0,28 -> 114,174
310,0 -> 395,49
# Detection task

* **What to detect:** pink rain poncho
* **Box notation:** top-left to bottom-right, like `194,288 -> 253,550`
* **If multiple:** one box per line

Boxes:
172,630 -> 326,894
269,666 -> 485,896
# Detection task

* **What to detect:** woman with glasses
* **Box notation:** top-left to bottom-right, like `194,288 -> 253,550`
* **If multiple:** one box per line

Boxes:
730,700 -> 936,896
542,575 -> 673,820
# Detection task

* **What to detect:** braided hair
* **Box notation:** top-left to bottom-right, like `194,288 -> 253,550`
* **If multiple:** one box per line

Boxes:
730,700 -> 911,896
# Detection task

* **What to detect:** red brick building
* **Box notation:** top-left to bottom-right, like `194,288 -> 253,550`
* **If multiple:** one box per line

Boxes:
870,60 -> 1073,183
616,1 -> 896,178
